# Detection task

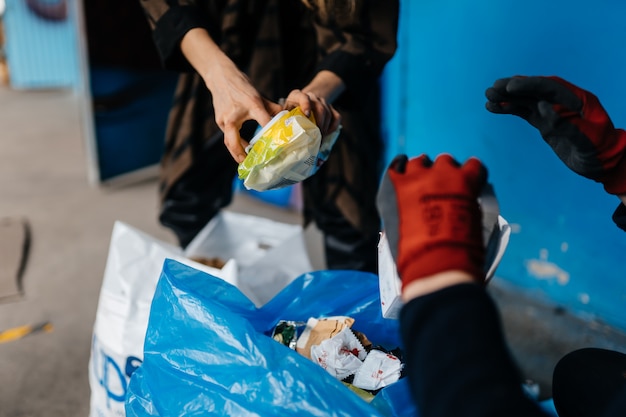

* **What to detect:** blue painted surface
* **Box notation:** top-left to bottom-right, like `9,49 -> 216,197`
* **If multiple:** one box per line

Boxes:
381,1 -> 626,330
233,177 -> 297,208
3,0 -> 80,89
90,67 -> 178,181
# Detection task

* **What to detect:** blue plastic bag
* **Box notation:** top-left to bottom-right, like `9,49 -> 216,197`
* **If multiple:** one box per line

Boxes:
126,259 -> 418,417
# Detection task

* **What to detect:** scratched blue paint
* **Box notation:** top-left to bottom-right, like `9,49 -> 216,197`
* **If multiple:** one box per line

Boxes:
381,1 -> 626,330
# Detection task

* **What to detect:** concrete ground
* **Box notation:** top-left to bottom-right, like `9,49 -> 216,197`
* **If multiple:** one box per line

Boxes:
0,86 -> 625,417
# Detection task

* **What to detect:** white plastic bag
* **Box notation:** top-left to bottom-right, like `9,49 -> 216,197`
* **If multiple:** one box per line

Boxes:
184,211 -> 314,307
88,222 -> 235,417
89,213 -> 313,417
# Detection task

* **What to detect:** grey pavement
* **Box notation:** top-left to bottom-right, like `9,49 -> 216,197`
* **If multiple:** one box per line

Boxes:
0,86 -> 172,417
0,86 -> 625,417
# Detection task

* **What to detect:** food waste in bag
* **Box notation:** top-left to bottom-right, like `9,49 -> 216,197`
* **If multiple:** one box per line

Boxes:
269,315 -> 405,400
238,107 -> 340,191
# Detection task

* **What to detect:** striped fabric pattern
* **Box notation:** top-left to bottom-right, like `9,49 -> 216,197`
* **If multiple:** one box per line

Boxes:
139,0 -> 398,265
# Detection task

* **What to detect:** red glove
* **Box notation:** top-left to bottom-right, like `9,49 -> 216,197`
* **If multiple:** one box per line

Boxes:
376,154 -> 487,289
485,75 -> 626,195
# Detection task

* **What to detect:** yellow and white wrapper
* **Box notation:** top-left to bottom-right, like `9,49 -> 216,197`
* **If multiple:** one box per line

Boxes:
237,107 -> 340,191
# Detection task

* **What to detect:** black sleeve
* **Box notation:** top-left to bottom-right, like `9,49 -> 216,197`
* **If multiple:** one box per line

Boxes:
399,284 -> 549,417
313,0 -> 399,102
138,1 -> 217,71
602,385 -> 626,417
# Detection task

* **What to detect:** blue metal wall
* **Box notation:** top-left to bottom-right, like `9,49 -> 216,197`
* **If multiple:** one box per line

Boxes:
381,1 -> 626,330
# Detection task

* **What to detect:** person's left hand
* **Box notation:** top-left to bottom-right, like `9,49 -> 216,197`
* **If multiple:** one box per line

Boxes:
485,76 -> 626,195
282,89 -> 341,136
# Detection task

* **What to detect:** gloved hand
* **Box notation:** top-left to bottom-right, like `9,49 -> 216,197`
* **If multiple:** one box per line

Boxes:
376,154 -> 486,289
485,76 -> 626,195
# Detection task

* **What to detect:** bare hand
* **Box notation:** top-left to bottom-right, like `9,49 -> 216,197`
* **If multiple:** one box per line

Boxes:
282,89 -> 341,136
205,64 -> 282,163
180,29 -> 283,163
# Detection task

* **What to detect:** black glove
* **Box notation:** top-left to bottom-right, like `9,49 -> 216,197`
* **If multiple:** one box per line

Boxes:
485,76 -> 626,195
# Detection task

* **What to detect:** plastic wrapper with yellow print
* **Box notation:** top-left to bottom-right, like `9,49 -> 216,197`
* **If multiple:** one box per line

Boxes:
238,107 -> 340,191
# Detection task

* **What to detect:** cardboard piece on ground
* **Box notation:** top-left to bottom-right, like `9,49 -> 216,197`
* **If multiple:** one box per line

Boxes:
0,217 -> 30,302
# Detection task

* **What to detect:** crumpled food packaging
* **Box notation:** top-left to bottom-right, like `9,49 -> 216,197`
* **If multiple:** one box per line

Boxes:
310,327 -> 367,380
352,349 -> 403,391
295,316 -> 355,359
238,107 -> 340,191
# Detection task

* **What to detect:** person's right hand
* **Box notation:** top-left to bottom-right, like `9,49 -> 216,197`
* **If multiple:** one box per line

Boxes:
282,89 -> 341,137
485,76 -> 626,195
376,154 -> 487,289
205,62 -> 283,163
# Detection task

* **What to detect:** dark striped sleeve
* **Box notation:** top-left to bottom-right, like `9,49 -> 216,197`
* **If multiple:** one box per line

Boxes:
313,0 -> 399,100
138,0 -> 215,71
